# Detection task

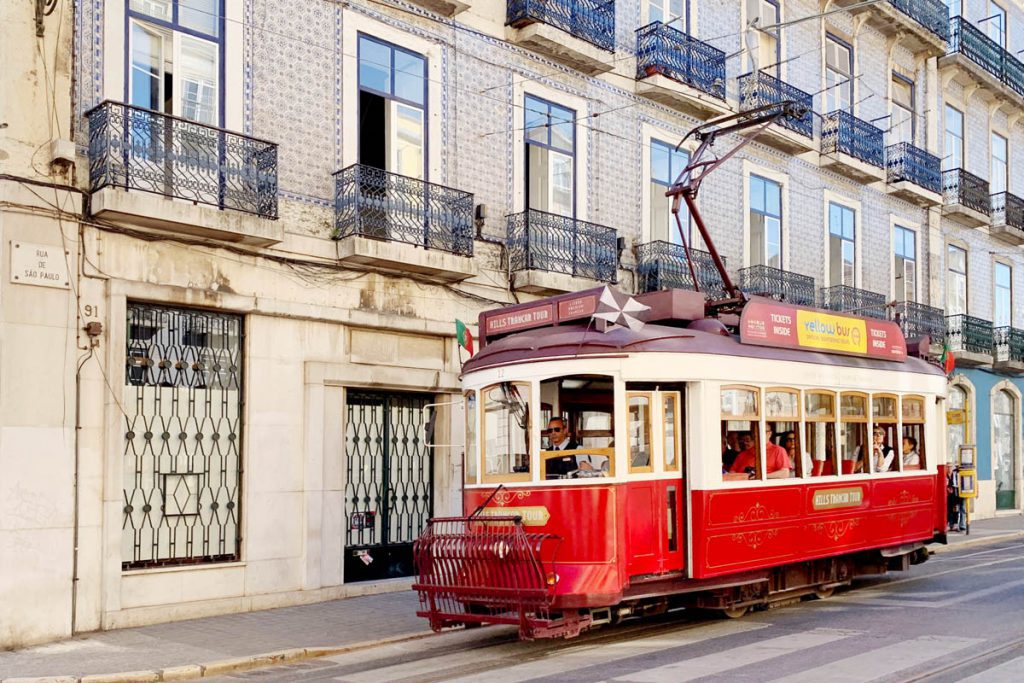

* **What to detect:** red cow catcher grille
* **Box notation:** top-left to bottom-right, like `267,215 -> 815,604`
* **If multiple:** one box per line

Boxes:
413,516 -> 581,639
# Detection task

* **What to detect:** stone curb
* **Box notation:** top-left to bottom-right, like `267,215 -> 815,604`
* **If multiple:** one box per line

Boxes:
930,530 -> 1024,554
0,630 -> 437,683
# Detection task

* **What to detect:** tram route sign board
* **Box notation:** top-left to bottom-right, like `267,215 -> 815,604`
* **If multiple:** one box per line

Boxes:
740,299 -> 907,361
480,288 -> 603,341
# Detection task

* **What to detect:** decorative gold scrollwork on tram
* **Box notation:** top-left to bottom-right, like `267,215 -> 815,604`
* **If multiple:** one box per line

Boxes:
730,528 -> 780,549
810,518 -> 860,542
732,502 -> 781,524
492,489 -> 533,506
886,489 -> 920,506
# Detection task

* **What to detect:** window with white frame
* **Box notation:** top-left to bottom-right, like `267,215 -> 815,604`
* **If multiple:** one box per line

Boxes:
984,1 -> 1007,48
128,0 -> 222,125
358,35 -> 427,180
947,244 -> 968,315
995,262 -> 1012,327
746,0 -> 780,75
894,226 -> 917,302
991,132 -> 1008,195
825,35 -> 853,114
749,174 -> 782,268
525,95 -> 575,217
650,139 -> 690,245
944,106 -> 964,171
890,74 -> 914,146
828,202 -> 855,287
648,0 -> 687,31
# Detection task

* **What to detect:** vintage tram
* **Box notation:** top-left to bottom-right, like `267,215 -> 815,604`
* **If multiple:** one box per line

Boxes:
413,286 -> 949,639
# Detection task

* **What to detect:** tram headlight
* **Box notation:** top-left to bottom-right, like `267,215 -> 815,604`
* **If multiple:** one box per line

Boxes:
547,573 -> 559,586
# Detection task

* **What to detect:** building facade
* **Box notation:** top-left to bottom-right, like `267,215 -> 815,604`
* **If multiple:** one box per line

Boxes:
1,0 -> 1022,648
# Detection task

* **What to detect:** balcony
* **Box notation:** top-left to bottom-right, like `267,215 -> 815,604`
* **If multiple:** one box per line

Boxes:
636,241 -> 727,299
819,110 -> 885,183
634,22 -> 728,118
738,72 -> 815,154
886,142 -> 942,206
941,17 -> 1024,106
819,285 -> 887,319
829,0 -> 948,56
990,192 -> 1024,245
86,101 -> 281,246
945,314 -> 994,367
739,264 -> 815,307
941,168 -> 991,227
994,327 -> 1024,374
333,165 -> 477,282
507,209 -> 618,294
891,300 -> 946,344
506,0 -> 615,75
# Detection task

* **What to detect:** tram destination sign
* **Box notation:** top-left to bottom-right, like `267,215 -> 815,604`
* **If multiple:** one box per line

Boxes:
480,289 -> 601,341
740,300 -> 907,361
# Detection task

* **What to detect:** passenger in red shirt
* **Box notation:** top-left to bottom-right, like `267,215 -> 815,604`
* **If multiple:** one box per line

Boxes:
729,425 -> 793,479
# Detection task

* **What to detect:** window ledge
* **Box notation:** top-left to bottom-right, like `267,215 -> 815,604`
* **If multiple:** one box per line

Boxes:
123,561 -> 246,576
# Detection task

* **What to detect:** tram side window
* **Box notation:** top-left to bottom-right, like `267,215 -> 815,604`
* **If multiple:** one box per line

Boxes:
465,390 -> 478,484
902,396 -> 926,470
765,389 -> 799,478
540,374 -> 615,479
841,393 -> 868,474
663,392 -> 682,472
721,386 -> 761,481
628,392 -> 653,472
805,392 -> 837,477
871,395 -> 898,473
482,382 -> 531,481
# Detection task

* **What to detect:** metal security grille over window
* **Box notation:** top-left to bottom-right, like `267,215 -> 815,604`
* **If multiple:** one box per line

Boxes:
122,303 -> 243,569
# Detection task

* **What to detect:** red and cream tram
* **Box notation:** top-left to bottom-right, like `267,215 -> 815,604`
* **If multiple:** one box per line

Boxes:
413,286 -> 949,639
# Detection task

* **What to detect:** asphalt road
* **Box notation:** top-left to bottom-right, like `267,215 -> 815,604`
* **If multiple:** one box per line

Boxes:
211,540 -> 1024,682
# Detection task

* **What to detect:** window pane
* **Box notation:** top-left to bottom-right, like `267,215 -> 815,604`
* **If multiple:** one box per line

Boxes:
873,396 -> 897,419
550,151 -> 574,217
765,216 -> 781,268
359,38 -> 392,94
130,23 -> 164,112
178,36 -> 218,124
750,176 -> 765,213
764,178 -> 781,215
842,241 -> 855,286
829,235 -> 843,286
806,393 -> 834,417
549,107 -> 574,153
394,50 -> 425,105
765,391 -> 798,418
721,388 -> 758,417
649,0 -> 666,23
948,245 -> 966,273
651,183 -> 671,242
750,213 -> 766,266
670,147 -> 689,182
628,395 -> 653,470
392,103 -> 424,179
905,262 -> 917,302
465,391 -> 477,482
664,394 -> 679,469
130,0 -> 172,22
483,383 -> 531,477
996,262 -> 1011,287
528,144 -> 549,212
841,394 -> 866,417
179,0 -> 220,37
651,141 -> 670,184
829,203 -> 842,237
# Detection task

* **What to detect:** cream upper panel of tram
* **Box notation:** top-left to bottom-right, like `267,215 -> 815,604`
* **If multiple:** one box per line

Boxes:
463,352 -> 945,490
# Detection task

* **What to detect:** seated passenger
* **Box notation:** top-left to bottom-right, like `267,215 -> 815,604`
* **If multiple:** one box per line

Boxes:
858,427 -> 894,472
722,435 -> 740,472
545,417 -> 583,478
902,436 -> 920,468
729,425 -> 792,479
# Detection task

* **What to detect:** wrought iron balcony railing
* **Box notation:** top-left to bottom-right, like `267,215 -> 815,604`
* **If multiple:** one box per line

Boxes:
507,209 -> 618,283
991,192 -> 1024,233
635,241 -> 727,298
946,314 -> 994,355
891,300 -> 946,342
942,168 -> 991,216
739,264 -> 816,307
886,142 -> 941,194
506,0 -> 615,51
995,327 -> 1024,364
86,101 -> 278,218
635,22 -> 726,100
947,16 -> 1024,98
738,71 -> 814,139
889,0 -> 949,41
819,285 -> 887,319
333,165 -> 474,257
821,110 -> 884,168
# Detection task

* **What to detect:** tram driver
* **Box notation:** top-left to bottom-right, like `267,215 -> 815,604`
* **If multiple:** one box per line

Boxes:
728,425 -> 793,479
545,417 -> 585,477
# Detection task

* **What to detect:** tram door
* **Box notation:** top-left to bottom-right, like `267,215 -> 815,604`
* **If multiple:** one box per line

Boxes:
624,385 -> 686,578
343,390 -> 433,582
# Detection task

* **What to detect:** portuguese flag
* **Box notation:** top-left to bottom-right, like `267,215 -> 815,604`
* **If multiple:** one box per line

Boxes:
456,319 -> 475,356
940,339 -> 955,375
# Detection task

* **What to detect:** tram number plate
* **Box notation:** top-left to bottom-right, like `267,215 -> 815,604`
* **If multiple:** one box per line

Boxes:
350,511 -> 376,530
812,487 -> 864,510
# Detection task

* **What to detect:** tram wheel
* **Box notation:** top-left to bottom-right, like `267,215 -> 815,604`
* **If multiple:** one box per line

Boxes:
813,586 -> 835,600
720,605 -> 749,619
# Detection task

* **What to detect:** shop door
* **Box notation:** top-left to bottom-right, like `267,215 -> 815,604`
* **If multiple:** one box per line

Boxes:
344,391 -> 433,582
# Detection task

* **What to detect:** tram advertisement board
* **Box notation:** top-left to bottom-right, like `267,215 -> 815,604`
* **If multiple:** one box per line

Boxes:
740,300 -> 907,361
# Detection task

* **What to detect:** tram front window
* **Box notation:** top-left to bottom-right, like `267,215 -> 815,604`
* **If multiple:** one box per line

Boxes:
540,374 -> 615,479
482,382 -> 531,481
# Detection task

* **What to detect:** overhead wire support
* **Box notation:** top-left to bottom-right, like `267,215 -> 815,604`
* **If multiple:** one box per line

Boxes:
665,101 -> 809,309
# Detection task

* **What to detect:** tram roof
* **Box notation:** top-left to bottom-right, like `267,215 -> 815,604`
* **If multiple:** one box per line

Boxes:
462,321 -> 944,377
